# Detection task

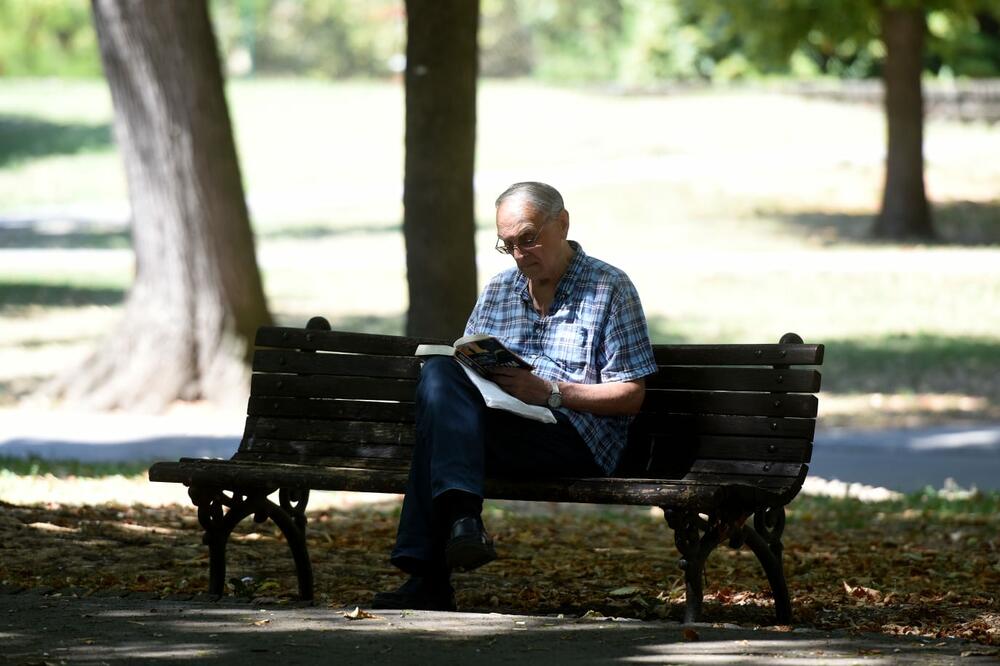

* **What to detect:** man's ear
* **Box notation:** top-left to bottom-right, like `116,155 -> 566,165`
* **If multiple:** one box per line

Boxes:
557,208 -> 570,238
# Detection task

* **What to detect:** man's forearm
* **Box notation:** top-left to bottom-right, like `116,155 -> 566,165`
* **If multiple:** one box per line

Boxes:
558,379 -> 645,416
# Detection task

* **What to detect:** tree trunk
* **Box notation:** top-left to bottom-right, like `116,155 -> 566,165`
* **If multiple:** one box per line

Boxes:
873,6 -> 935,240
51,0 -> 271,411
403,0 -> 479,339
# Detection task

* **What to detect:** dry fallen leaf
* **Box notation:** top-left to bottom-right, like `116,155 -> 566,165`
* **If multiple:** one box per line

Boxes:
682,628 -> 700,642
342,606 -> 379,621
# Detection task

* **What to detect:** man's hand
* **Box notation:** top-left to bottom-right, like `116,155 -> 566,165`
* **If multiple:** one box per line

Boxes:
489,367 -> 551,405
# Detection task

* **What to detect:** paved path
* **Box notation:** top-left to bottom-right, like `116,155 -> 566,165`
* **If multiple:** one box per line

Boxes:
1,407 -> 998,493
1,592 -> 995,665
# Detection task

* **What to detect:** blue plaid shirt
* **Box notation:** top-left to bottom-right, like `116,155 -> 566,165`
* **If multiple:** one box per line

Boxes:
465,242 -> 658,475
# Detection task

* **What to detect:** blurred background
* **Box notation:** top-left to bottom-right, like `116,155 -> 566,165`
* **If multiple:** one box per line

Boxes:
0,0 -> 998,494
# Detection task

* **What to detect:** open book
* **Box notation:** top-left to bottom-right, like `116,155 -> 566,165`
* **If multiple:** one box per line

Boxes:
415,334 -> 555,424
416,333 -> 532,379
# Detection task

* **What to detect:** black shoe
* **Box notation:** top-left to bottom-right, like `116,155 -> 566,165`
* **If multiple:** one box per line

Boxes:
371,575 -> 456,611
445,516 -> 497,572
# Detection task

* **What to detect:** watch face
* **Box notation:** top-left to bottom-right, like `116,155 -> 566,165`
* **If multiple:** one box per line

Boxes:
548,393 -> 562,409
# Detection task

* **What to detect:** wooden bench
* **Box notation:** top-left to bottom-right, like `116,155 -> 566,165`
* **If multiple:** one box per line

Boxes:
149,316 -> 823,623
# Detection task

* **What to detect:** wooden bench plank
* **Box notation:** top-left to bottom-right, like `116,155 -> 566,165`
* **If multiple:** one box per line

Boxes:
253,349 -> 421,379
648,367 -> 821,392
256,327 -> 441,356
653,344 -> 824,366
149,459 -> 770,508
247,397 -> 415,422
251,374 -> 416,402
245,416 -> 415,445
633,413 -> 815,439
641,390 -> 818,417
234,451 -> 411,471
240,438 -> 412,460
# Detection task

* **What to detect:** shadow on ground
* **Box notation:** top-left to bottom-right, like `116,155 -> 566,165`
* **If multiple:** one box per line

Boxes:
1,499 -> 997,647
0,280 -> 125,309
3,595 -> 993,665
0,114 -> 113,167
0,223 -> 130,249
769,201 -> 1000,246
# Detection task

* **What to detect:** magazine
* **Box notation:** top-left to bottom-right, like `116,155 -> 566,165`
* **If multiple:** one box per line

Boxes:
415,334 -> 555,424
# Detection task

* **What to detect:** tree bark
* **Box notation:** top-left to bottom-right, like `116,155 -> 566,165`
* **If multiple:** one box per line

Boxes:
873,6 -> 935,240
403,0 -> 480,339
51,0 -> 271,411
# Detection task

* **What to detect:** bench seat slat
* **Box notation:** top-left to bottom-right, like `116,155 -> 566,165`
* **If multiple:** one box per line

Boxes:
253,349 -> 421,379
641,390 -> 818,417
648,367 -> 821,392
653,344 -> 824,366
244,416 -> 416,446
634,413 -> 815,439
247,397 -> 415,422
251,374 -> 416,402
148,460 -> 788,509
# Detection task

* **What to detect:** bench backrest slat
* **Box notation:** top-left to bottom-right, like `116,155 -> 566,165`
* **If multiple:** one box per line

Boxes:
246,416 -> 415,445
653,344 -> 823,366
256,327 -> 446,356
633,413 -> 815,439
253,349 -> 421,378
247,396 -> 415,422
241,437 -> 412,460
251,374 -> 416,401
647,367 -> 820,393
640,390 -> 817,418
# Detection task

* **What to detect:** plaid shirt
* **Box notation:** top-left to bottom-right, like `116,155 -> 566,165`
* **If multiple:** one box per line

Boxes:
465,242 -> 658,475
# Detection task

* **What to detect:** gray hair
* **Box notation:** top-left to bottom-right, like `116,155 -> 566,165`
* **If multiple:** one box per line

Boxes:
495,181 -> 564,219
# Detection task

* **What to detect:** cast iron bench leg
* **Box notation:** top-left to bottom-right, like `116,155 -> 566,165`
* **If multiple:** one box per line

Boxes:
664,508 -> 721,624
188,486 -> 314,601
741,506 -> 791,623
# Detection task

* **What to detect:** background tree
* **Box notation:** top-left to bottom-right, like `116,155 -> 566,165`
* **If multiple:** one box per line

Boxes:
677,0 -> 1000,241
402,0 -> 479,338
51,0 -> 271,410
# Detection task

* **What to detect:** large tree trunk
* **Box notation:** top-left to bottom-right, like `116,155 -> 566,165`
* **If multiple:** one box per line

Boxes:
403,0 -> 479,339
51,0 -> 271,411
873,6 -> 935,240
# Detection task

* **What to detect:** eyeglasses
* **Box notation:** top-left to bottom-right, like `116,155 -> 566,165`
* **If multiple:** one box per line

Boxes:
495,218 -> 552,255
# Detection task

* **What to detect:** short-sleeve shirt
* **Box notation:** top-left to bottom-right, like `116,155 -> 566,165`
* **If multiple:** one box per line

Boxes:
465,241 -> 658,475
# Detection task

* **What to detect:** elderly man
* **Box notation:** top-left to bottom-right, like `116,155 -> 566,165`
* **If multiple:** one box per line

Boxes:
372,181 -> 658,611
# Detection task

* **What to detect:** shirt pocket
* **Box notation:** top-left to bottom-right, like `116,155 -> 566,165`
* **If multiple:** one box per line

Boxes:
549,322 -> 591,377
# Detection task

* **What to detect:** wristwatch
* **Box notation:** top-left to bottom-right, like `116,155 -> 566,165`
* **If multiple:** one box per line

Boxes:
546,381 -> 563,409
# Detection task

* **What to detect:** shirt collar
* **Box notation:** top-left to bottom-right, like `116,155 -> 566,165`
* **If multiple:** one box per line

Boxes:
515,240 -> 586,309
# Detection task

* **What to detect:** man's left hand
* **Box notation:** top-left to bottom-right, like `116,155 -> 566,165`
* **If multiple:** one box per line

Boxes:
489,368 -> 551,405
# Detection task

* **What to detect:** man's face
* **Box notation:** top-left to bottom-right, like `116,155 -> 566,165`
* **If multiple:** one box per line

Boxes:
495,198 -> 568,281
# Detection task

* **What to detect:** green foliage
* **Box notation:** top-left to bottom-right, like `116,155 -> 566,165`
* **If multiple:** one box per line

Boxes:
211,0 -> 404,78
0,0 -> 100,77
2,0 -> 998,81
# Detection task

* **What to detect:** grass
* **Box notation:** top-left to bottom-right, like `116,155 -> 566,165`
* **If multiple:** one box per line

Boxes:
0,456 -> 148,479
0,77 -> 998,426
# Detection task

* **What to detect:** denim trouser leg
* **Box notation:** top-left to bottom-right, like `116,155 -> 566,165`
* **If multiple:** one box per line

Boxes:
389,356 -> 602,572
391,357 -> 487,569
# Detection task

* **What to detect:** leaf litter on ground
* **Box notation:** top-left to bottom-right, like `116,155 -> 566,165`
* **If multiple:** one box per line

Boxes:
0,490 -> 998,646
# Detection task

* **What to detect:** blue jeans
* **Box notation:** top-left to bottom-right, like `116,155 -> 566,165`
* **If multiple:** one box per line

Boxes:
390,356 -> 601,572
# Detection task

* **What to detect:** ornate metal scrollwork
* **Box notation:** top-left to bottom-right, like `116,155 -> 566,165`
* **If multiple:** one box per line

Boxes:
279,488 -> 310,532
185,484 -> 314,600
753,505 -> 786,554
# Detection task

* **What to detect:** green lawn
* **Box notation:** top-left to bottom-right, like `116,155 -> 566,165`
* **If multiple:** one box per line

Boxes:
1,77 -> 998,425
